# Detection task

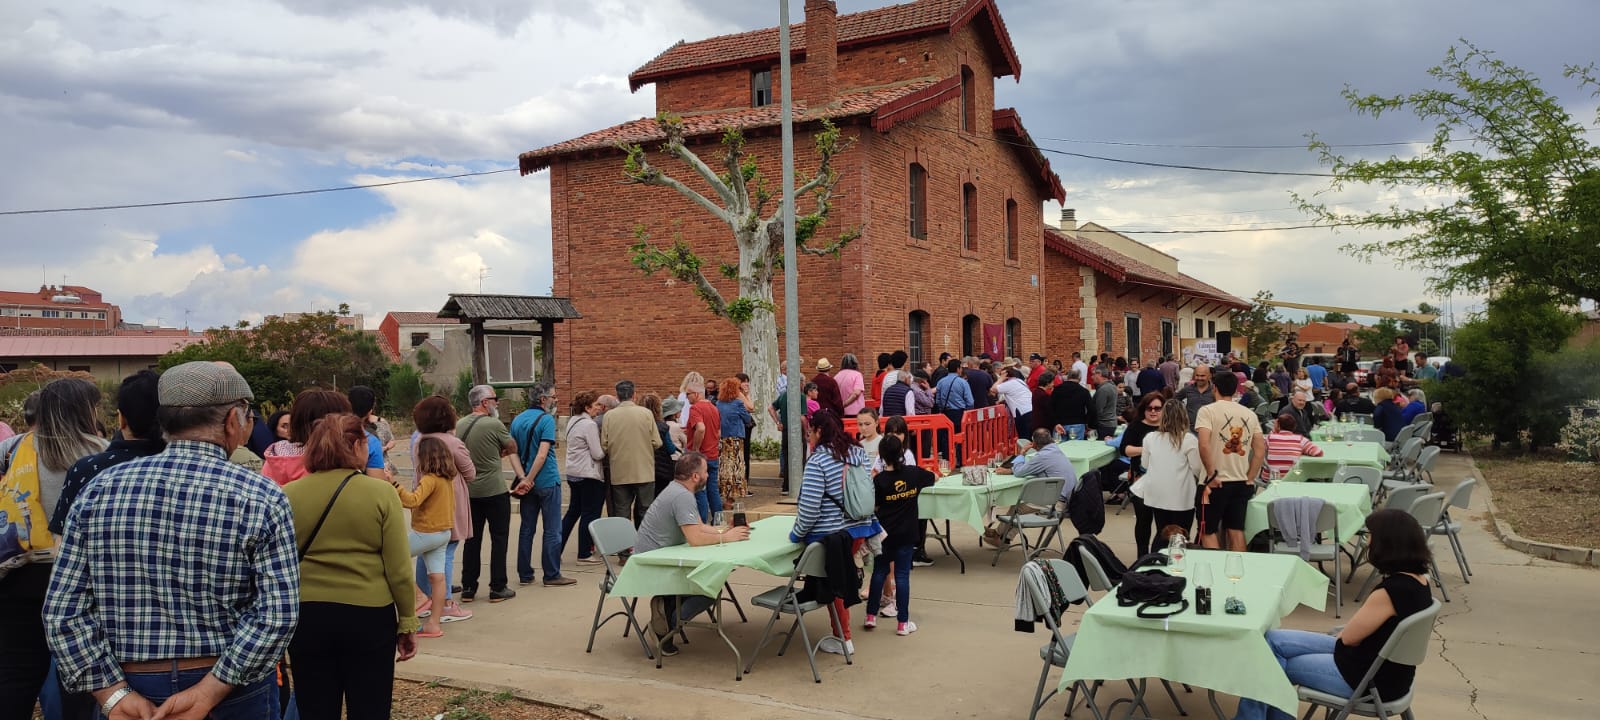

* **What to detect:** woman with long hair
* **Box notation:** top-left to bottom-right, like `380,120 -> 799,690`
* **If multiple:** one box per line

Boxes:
268,409 -> 292,442
284,414 -> 417,720
392,436 -> 455,638
560,391 -> 606,565
640,393 -> 681,496
1120,393 -> 1167,556
674,371 -> 704,427
0,378 -> 107,719
263,389 -> 351,485
1234,510 -> 1434,720
1127,399 -> 1202,555
788,410 -> 882,656
409,396 -> 474,624
714,376 -> 753,505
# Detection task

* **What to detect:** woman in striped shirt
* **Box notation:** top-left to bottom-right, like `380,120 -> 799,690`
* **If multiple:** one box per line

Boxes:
788,409 -> 882,656
1264,413 -> 1324,481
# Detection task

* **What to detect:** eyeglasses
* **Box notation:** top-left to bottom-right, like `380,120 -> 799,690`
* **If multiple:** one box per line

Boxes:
1146,405 -> 1164,412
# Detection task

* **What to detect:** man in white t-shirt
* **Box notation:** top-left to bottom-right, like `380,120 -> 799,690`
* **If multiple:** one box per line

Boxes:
1194,371 -> 1265,551
1071,351 -> 1091,390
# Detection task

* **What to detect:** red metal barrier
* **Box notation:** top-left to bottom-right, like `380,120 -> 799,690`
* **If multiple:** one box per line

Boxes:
959,405 -> 1016,466
844,414 -> 958,475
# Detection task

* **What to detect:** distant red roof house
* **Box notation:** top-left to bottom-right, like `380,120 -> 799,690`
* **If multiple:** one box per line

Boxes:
0,334 -> 204,383
0,285 -> 122,331
379,311 -> 462,357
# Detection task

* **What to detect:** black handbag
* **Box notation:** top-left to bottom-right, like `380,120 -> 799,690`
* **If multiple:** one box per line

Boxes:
1116,553 -> 1189,618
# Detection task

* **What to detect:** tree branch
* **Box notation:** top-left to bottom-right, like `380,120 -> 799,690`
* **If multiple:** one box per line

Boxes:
629,226 -> 729,317
622,143 -> 737,225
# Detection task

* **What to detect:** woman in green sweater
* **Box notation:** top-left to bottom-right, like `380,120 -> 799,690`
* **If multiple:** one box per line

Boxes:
285,413 -> 418,720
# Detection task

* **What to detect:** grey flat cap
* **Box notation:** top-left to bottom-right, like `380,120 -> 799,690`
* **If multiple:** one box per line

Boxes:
159,361 -> 254,407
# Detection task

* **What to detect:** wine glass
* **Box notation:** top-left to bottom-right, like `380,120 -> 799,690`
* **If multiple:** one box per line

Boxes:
1194,563 -> 1214,589
1225,553 -> 1245,585
1170,544 -> 1186,575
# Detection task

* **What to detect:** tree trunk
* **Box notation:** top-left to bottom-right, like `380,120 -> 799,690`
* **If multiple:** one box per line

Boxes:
738,272 -> 780,445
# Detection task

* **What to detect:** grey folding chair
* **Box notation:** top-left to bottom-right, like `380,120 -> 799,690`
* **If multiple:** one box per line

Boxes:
1028,559 -> 1103,720
1411,412 -> 1433,427
1350,413 -> 1374,426
993,477 -> 1068,566
1430,478 -> 1476,583
744,542 -> 850,683
1298,599 -> 1443,720
1347,428 -> 1386,444
1380,439 -> 1425,494
1358,492 -> 1450,603
586,518 -> 655,659
1412,446 -> 1441,485
1383,425 -> 1418,454
1333,465 -> 1382,502
1267,500 -> 1343,616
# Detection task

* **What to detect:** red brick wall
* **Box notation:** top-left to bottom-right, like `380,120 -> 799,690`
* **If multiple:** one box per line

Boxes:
1042,249 -> 1086,358
1093,282 -> 1181,365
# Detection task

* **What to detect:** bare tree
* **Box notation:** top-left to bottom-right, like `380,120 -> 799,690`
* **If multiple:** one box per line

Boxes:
621,115 -> 857,442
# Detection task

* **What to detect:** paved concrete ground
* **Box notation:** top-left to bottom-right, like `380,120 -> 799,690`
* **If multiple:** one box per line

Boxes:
395,450 -> 1598,719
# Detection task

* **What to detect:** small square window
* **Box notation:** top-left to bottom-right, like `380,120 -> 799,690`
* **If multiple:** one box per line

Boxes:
752,69 -> 773,107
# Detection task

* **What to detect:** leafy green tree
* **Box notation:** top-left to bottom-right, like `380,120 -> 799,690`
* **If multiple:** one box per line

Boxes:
1353,317 -> 1404,354
1230,290 -> 1283,361
1300,42 -> 1600,304
1432,288 -> 1591,450
387,364 -> 429,416
1319,311 -> 1353,323
621,115 -> 857,441
159,311 -> 390,406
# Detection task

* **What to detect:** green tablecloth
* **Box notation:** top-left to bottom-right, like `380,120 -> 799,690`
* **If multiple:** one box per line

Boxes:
1246,482 -> 1373,545
919,473 -> 1028,533
1060,549 -> 1329,714
1284,442 -> 1390,481
607,515 -> 801,599
1310,422 -> 1370,442
1056,440 -> 1117,476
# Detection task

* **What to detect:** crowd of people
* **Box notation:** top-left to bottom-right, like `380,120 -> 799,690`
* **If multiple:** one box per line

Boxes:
0,332 -> 1450,719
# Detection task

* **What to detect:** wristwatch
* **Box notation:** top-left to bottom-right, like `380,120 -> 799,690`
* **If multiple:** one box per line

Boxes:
102,687 -> 134,716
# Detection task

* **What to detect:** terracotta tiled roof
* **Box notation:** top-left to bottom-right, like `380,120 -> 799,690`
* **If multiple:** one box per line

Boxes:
628,0 -> 1020,91
0,335 -> 204,358
1043,227 -> 1249,309
366,330 -> 401,363
993,108 -> 1065,204
385,312 -> 458,326
520,78 -> 944,174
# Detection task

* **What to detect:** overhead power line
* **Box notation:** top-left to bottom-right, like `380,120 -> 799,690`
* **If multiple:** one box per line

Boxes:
0,168 -> 517,216
1030,135 -> 1456,150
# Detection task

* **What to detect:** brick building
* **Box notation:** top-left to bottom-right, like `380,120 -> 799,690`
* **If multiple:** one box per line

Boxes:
0,285 -> 121,331
1295,321 -> 1363,353
518,0 -> 1244,396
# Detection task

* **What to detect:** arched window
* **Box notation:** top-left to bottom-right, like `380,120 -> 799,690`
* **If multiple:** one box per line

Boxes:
908,311 -> 930,366
908,163 -> 928,240
1006,318 -> 1021,359
960,65 -> 976,132
1005,198 -> 1019,261
962,314 -> 980,358
962,183 -> 978,252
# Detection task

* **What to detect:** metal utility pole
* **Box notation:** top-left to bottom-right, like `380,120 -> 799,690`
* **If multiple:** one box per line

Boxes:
779,0 -> 802,498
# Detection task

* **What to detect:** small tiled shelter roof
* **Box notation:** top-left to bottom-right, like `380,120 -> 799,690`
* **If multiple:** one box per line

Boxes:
628,0 -> 1021,91
437,295 -> 582,322
1044,227 -> 1249,309
366,330 -> 400,363
385,311 -> 460,326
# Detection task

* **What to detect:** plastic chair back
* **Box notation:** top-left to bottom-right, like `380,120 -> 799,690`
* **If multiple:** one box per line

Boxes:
1267,499 -> 1338,539
1350,429 -> 1386,443
590,517 -> 637,557
1445,477 -> 1476,511
1399,437 -> 1424,464
1337,466 -> 1382,496
1351,413 -> 1373,426
1416,446 -> 1441,473
795,542 -> 829,578
1383,484 -> 1431,512
1046,559 -> 1090,604
1018,477 -> 1065,509
1378,598 -> 1443,665
1412,412 -> 1434,426
1077,546 -> 1115,592
1406,493 -> 1446,530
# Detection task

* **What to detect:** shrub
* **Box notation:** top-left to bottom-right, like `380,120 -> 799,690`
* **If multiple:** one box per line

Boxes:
387,364 -> 429,416
1557,401 -> 1600,462
452,370 -> 474,414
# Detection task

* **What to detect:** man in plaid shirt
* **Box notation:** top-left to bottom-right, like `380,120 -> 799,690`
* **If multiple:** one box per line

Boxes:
45,362 -> 298,720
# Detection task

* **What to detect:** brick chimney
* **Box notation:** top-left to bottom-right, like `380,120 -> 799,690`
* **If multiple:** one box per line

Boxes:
804,0 -> 838,106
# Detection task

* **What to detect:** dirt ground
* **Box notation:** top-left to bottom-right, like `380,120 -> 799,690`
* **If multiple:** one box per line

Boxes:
393,679 -> 600,720
1474,449 -> 1600,548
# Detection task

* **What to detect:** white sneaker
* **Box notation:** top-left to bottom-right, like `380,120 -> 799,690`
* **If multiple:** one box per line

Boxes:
897,621 -> 918,636
879,601 -> 898,619
818,637 -> 855,655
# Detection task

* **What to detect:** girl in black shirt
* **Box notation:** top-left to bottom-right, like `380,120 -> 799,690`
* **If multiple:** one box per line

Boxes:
864,435 -> 936,636
1234,509 -> 1435,720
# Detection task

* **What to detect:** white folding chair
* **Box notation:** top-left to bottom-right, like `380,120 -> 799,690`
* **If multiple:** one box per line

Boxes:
1430,478 -> 1476,583
1267,500 -> 1344,616
1380,439 -> 1425,494
1333,465 -> 1382,502
744,542 -> 851,683
1347,484 -> 1429,585
993,477 -> 1068,566
1347,428 -> 1386,444
1412,446 -> 1441,485
1298,599 -> 1443,720
585,518 -> 655,659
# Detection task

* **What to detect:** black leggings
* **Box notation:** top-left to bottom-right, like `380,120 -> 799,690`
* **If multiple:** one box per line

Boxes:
291,602 -> 397,720
1130,496 -> 1195,557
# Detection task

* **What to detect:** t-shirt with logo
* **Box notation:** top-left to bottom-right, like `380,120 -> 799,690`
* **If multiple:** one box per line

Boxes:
1195,400 -> 1262,483
872,465 -> 937,546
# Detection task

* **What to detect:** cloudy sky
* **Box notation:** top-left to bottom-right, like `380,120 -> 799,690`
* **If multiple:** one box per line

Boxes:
2,0 -> 1595,329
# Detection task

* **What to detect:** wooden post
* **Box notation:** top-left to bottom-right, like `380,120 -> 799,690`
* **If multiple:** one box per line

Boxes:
540,320 -> 556,387
469,320 -> 487,386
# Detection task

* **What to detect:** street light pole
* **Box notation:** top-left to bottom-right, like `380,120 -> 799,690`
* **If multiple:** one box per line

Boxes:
779,0 -> 802,498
